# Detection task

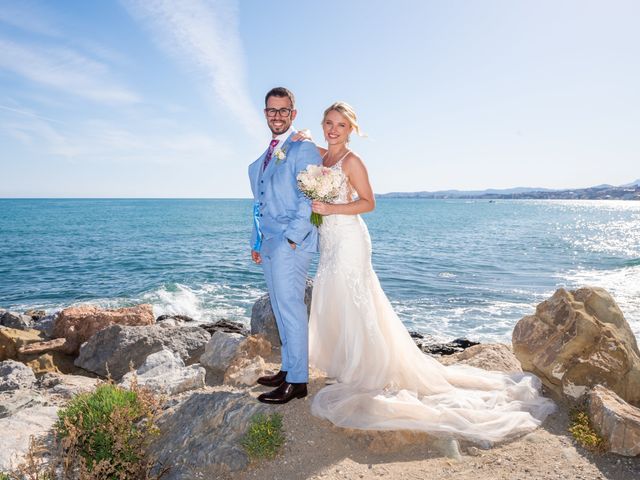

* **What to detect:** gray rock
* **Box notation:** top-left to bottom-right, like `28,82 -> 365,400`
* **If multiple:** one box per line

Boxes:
0,389 -> 48,419
120,349 -> 205,395
31,313 -> 57,339
416,338 -> 480,356
37,372 -> 99,400
0,405 -> 59,471
1,311 -> 33,330
0,360 -> 37,391
156,314 -> 195,323
75,324 -> 210,380
148,391 -> 268,478
200,331 -> 244,375
250,278 -> 313,346
200,319 -> 249,337
157,318 -> 182,328
24,309 -> 47,321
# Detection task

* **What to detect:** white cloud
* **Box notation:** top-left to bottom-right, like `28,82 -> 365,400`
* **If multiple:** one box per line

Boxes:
122,0 -> 263,139
0,38 -> 140,105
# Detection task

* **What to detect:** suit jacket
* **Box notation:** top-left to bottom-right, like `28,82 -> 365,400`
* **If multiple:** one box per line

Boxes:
248,131 -> 322,254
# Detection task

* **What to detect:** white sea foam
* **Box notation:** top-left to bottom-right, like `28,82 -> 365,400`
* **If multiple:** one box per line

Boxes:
391,297 -> 538,344
141,282 -> 264,324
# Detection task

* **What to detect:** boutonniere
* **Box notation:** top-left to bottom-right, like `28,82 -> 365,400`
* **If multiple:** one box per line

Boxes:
274,147 -> 287,164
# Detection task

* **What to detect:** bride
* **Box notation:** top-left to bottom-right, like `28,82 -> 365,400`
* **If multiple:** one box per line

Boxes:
304,101 -> 555,444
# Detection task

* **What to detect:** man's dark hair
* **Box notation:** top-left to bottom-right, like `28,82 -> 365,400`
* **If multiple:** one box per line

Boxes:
265,87 -> 295,108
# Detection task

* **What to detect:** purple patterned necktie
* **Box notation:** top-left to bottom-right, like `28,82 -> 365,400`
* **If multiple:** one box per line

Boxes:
263,139 -> 279,171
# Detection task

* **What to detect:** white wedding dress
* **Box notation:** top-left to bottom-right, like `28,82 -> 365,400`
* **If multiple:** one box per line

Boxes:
308,156 -> 555,444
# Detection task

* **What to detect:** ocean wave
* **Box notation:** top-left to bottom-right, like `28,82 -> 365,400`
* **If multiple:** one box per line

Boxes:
140,282 -> 263,324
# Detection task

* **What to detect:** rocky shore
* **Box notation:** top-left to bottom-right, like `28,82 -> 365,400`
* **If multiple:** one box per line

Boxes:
1,286 -> 639,479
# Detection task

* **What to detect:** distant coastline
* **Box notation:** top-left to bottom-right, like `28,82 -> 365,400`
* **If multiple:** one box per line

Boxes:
378,179 -> 640,200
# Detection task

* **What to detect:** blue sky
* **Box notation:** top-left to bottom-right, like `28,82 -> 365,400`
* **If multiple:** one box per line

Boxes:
0,0 -> 638,198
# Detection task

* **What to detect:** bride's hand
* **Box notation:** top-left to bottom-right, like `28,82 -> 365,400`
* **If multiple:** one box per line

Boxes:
291,129 -> 313,142
312,200 -> 333,215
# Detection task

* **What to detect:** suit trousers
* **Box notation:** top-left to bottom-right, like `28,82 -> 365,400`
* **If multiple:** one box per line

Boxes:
261,237 -> 312,383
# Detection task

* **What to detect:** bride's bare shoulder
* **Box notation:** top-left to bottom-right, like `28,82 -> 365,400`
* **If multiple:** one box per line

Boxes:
316,146 -> 327,157
343,151 -> 366,170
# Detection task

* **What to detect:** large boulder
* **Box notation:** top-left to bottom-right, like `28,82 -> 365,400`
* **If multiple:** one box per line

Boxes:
588,385 -> 640,456
75,324 -> 210,380
120,349 -> 205,395
148,391 -> 268,478
0,327 -> 44,361
1,311 -> 33,330
0,360 -> 37,391
251,279 -> 313,346
200,333 -> 271,386
200,331 -> 245,376
513,287 -> 640,404
53,304 -> 155,354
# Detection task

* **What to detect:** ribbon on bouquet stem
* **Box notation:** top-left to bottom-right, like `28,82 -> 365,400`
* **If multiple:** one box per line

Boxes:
252,201 -> 263,252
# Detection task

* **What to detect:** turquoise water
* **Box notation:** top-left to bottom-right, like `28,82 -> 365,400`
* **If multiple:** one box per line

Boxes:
1,198 -> 638,343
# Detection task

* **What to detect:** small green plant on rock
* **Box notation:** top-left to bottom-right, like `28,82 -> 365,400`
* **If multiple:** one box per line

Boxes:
569,408 -> 606,452
241,413 -> 285,460
55,379 -> 162,479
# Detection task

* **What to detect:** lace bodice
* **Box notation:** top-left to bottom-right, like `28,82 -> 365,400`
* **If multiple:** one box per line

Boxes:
324,153 -> 354,204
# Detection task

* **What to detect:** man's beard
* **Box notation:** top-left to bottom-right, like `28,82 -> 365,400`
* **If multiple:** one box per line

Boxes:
269,121 -> 290,135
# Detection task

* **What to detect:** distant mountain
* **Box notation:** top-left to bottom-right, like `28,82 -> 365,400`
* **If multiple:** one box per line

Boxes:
378,180 -> 640,200
621,179 -> 640,188
379,186 -> 554,198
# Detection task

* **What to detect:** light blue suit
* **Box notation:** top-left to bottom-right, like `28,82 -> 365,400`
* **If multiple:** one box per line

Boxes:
249,131 -> 321,383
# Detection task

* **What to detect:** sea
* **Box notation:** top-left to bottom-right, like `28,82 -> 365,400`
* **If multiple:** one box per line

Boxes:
1,198 -> 639,344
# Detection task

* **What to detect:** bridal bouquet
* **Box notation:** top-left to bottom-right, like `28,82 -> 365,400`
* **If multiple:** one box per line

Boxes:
297,165 -> 342,226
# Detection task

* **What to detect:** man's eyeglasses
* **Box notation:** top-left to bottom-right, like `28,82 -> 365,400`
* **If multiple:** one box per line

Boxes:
265,108 -> 293,118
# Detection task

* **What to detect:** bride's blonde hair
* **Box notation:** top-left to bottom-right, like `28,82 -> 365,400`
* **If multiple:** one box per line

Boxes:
322,101 -> 365,138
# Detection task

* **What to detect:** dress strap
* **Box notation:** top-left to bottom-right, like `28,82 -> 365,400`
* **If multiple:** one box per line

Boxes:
323,149 -> 351,168
331,150 -> 351,169
337,150 -> 351,164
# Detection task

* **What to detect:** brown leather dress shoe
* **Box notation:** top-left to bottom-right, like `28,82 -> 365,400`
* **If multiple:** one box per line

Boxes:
257,381 -> 307,404
257,370 -> 287,387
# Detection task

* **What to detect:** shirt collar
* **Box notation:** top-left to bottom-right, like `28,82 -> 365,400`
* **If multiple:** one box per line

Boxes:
272,126 -> 296,146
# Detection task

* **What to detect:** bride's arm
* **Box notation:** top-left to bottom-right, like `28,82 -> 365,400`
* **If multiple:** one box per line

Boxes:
312,153 -> 375,216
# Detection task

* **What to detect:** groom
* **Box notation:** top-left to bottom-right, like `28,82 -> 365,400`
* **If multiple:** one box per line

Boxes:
248,87 -> 321,404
